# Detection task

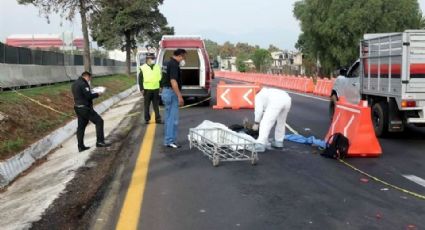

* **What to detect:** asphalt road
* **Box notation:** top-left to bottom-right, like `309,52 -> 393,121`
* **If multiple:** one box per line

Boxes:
95,78 -> 425,230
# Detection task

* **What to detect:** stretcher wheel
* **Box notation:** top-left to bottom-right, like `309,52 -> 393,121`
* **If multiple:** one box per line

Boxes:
213,156 -> 220,167
251,155 -> 258,166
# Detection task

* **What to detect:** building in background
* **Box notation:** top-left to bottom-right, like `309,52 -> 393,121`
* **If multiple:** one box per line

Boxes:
219,56 -> 237,72
271,50 -> 304,75
5,32 -> 83,50
108,50 -> 127,62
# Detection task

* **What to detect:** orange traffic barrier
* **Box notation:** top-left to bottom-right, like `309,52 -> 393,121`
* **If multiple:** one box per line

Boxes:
313,79 -> 334,96
216,71 -> 331,96
325,97 -> 382,157
313,80 -> 323,95
213,82 -> 260,110
323,80 -> 333,96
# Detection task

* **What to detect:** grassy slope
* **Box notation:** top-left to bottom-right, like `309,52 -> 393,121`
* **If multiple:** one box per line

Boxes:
0,74 -> 136,159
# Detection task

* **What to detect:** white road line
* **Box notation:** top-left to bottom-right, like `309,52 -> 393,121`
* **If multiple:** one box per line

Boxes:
403,175 -> 425,188
285,90 -> 330,102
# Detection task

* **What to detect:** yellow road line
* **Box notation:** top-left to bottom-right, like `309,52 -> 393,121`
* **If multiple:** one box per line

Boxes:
339,159 -> 425,200
115,119 -> 157,230
285,122 -> 425,201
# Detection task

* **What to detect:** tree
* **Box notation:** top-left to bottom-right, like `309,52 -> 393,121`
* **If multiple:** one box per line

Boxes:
91,0 -> 173,76
146,24 -> 174,47
236,52 -> 250,72
251,49 -> 272,73
92,49 -> 108,59
235,42 -> 256,57
294,0 -> 424,75
268,44 -> 281,53
204,39 -> 220,60
219,41 -> 236,58
18,0 -> 95,72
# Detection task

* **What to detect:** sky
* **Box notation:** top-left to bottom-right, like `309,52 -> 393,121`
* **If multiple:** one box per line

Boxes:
1,0 -> 425,50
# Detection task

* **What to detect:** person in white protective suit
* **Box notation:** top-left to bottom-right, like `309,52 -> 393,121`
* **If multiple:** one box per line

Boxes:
252,87 -> 292,152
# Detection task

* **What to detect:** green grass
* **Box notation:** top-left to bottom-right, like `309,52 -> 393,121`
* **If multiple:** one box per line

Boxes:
0,74 -> 136,103
0,138 -> 24,154
0,74 -> 137,159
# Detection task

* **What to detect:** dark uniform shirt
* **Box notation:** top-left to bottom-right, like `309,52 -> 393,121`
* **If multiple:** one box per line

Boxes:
71,77 -> 99,108
162,57 -> 182,90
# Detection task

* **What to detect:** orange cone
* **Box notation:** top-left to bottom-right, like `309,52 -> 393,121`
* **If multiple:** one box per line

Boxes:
325,97 -> 382,157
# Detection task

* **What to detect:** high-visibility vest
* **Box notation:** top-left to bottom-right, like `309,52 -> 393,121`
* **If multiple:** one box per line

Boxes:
140,64 -> 161,90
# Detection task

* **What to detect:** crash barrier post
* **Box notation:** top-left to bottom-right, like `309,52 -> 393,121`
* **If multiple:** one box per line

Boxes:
213,81 -> 260,110
325,97 -> 382,157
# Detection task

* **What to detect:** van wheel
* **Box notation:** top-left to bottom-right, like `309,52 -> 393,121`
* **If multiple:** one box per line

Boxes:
329,94 -> 338,120
372,102 -> 389,137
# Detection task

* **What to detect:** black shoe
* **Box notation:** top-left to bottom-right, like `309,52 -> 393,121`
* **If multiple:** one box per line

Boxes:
156,120 -> 163,124
78,146 -> 90,152
166,143 -> 181,149
145,121 -> 150,124
96,142 -> 111,148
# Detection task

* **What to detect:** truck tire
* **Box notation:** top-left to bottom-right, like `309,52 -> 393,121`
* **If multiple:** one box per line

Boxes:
329,94 -> 338,120
372,102 -> 389,137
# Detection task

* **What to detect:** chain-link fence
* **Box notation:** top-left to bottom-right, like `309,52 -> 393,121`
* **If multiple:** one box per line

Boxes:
0,42 -> 126,66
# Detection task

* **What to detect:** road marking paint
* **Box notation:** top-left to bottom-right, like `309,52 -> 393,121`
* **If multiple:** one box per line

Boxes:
285,122 -> 425,200
115,118 -> 156,230
403,175 -> 425,188
265,87 -> 331,102
340,160 -> 425,200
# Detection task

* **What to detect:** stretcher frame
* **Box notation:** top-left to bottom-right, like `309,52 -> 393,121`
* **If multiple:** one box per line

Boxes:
189,128 -> 259,166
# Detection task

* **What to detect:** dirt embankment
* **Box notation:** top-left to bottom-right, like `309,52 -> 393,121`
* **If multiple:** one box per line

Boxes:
30,98 -> 142,230
0,75 -> 136,160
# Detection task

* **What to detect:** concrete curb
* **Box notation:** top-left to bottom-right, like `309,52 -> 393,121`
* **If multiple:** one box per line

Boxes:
0,85 -> 138,188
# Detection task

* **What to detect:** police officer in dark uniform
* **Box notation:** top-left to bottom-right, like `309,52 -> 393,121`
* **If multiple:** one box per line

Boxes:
72,71 -> 110,152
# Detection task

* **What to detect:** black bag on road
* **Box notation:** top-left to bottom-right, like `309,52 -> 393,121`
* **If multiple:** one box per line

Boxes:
321,133 -> 349,159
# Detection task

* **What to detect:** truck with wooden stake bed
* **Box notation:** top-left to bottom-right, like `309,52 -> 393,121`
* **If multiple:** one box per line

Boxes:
331,30 -> 425,137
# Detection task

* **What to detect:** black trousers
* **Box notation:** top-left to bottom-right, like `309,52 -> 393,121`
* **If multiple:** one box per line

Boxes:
74,106 -> 104,147
144,89 -> 161,122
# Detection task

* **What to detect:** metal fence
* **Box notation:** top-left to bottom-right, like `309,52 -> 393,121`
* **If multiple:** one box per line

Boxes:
0,42 -> 126,66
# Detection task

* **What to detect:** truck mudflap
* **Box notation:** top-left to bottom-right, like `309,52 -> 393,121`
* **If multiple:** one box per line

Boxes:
388,99 -> 405,132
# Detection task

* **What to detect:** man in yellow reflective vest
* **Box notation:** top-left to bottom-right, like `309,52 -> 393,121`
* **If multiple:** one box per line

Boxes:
138,53 -> 162,124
